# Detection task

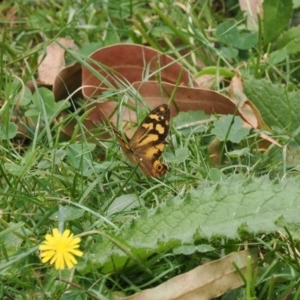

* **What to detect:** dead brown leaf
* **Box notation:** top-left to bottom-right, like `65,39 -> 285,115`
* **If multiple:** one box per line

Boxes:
227,72 -> 281,147
208,137 -> 222,165
81,43 -> 196,99
194,74 -> 223,89
80,44 -> 269,141
38,38 -> 74,85
239,0 -> 263,26
53,61 -> 82,100
125,250 -> 256,300
27,41 -> 279,150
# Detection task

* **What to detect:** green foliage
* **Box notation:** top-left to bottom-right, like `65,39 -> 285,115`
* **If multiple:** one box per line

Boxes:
0,122 -> 18,140
91,175 -> 300,273
216,20 -> 258,50
263,0 -> 293,45
66,143 -> 96,176
172,110 -> 209,135
2,0 -> 300,299
243,78 -> 300,144
28,88 -> 70,119
212,116 -> 250,143
277,24 -> 300,55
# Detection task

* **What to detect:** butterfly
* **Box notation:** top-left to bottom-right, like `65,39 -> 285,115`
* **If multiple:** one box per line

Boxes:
112,104 -> 170,177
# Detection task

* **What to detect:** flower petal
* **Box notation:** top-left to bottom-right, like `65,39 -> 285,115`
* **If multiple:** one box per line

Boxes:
39,228 -> 82,270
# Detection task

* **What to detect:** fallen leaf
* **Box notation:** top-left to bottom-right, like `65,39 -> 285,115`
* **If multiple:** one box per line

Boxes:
125,250 -> 256,300
81,43 -> 196,99
227,72 -> 281,147
53,61 -> 82,100
38,38 -> 74,85
239,0 -> 263,27
29,42 -> 280,150
194,74 -> 223,89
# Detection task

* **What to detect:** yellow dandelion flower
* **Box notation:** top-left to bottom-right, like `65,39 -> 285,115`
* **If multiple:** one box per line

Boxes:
39,228 -> 83,270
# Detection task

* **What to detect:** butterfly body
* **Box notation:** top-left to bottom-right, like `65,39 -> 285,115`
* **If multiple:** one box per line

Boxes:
113,104 -> 170,177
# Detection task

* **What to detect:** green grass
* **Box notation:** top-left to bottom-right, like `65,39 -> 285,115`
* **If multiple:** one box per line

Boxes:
2,0 -> 300,299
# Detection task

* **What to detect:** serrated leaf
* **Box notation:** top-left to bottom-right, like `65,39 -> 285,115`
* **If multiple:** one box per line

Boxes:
92,176 -> 300,273
211,116 -> 250,143
173,244 -> 215,255
243,78 -> 300,144
263,0 -> 293,45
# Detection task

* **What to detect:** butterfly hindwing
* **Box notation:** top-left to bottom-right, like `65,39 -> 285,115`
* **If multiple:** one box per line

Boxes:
113,104 -> 170,177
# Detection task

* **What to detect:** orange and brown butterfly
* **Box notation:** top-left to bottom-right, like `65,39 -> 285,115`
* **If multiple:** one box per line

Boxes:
111,104 -> 170,177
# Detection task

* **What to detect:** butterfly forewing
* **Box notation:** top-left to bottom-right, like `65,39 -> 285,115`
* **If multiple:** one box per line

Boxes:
113,104 -> 170,177
112,126 -> 138,164
129,104 -> 170,150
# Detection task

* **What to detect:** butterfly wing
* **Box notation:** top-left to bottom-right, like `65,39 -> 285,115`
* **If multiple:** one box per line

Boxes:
112,125 -> 137,164
129,104 -> 170,177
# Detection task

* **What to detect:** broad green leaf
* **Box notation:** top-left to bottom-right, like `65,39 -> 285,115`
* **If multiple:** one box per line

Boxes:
294,0 -> 300,8
243,78 -> 300,144
4,78 -> 22,104
212,116 -> 250,143
0,122 -> 18,140
50,206 -> 84,221
32,88 -> 69,119
79,42 -> 103,56
24,108 -> 39,117
106,194 -> 144,216
208,168 -> 226,182
277,25 -> 300,55
13,85 -> 32,106
172,110 -> 208,135
234,32 -> 258,50
269,48 -> 288,65
263,0 -> 293,45
90,175 -> 300,273
37,160 -> 52,169
37,149 -> 67,169
164,147 -> 189,164
4,162 -> 24,176
216,21 -> 258,50
216,21 -> 239,46
220,47 -> 238,59
67,143 -> 96,176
